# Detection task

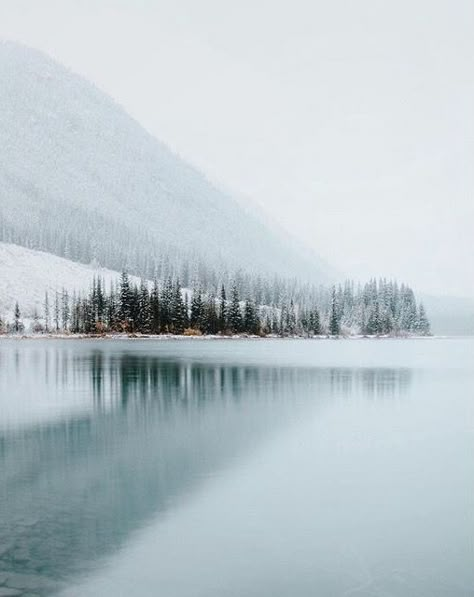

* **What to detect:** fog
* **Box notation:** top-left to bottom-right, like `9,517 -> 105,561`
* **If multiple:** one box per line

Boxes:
1,0 -> 473,296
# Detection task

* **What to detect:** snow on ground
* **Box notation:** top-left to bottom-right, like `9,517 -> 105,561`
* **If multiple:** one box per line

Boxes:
0,242 -> 138,319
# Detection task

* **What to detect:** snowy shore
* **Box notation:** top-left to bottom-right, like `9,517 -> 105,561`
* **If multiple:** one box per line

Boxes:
0,333 -> 436,341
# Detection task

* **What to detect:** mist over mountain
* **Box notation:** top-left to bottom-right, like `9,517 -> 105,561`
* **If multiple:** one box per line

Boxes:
0,41 -> 330,282
422,294 -> 474,337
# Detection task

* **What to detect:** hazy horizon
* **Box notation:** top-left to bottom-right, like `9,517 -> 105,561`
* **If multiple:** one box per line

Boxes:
1,0 -> 473,297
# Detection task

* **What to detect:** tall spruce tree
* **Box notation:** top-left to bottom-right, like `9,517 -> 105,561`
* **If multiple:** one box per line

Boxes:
219,284 -> 227,332
160,277 -> 174,332
329,286 -> 340,335
54,291 -> 60,332
14,302 -> 22,334
228,284 -> 242,334
244,298 -> 259,335
190,288 -> 204,331
61,289 -> 70,332
203,296 -> 219,334
119,272 -> 132,329
416,303 -> 431,335
44,291 -> 50,333
171,281 -> 186,334
138,280 -> 151,333
150,280 -> 161,334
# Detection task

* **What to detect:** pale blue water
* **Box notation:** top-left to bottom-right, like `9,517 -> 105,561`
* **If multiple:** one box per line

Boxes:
0,338 -> 473,596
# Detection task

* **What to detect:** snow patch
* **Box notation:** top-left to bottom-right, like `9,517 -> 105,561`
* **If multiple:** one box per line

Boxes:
0,242 -> 139,319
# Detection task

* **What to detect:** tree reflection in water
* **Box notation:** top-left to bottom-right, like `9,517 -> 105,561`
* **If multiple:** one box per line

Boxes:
0,344 -> 412,596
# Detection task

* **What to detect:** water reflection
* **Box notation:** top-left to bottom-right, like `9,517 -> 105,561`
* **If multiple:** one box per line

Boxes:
0,343 -> 412,596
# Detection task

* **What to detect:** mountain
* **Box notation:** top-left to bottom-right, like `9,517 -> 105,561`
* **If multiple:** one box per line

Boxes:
0,41 -> 330,282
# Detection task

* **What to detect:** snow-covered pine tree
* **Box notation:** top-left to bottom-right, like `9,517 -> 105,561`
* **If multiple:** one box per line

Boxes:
106,283 -> 118,331
160,277 -> 174,333
95,277 -> 105,326
32,308 -> 43,333
171,281 -> 186,334
119,272 -> 132,330
228,284 -> 243,334
44,291 -> 50,333
54,291 -> 60,332
150,279 -> 161,334
329,286 -> 340,335
219,284 -> 227,332
61,289 -> 70,332
14,302 -> 22,334
309,307 -> 321,336
416,303 -> 431,336
138,279 -> 151,333
190,288 -> 204,331
244,298 -> 259,335
203,295 -> 219,335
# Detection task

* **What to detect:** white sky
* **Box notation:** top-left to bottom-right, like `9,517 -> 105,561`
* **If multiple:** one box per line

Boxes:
1,0 -> 473,297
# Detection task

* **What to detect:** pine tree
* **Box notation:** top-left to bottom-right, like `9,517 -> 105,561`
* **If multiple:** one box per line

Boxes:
54,291 -> 60,332
203,296 -> 219,334
32,308 -> 43,333
44,291 -> 50,333
95,277 -> 105,325
106,284 -> 118,331
150,280 -> 161,334
190,288 -> 204,331
71,291 -> 79,333
244,299 -> 259,335
119,272 -> 132,330
228,284 -> 242,334
137,279 -> 151,333
373,300 -> 381,335
308,308 -> 321,335
271,309 -> 279,335
382,308 -> 393,335
219,284 -> 227,332
183,293 -> 190,329
416,303 -> 431,336
171,281 -> 186,334
83,296 -> 94,333
61,289 -> 70,332
279,302 -> 288,336
14,302 -> 22,334
329,286 -> 340,335
287,299 -> 297,335
160,277 -> 174,333
129,286 -> 140,332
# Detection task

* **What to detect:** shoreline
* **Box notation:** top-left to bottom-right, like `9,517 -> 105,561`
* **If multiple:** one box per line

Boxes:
0,333 -> 440,341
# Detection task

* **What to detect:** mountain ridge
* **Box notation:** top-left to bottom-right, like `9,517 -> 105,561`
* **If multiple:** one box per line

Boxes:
0,40 -> 331,282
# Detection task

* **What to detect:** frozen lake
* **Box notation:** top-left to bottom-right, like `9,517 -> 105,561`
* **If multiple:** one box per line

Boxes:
0,338 -> 473,596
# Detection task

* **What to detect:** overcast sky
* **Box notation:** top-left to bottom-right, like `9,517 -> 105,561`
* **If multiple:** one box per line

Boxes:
1,0 -> 473,297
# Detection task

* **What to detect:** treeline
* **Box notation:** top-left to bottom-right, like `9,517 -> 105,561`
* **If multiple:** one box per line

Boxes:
1,275 -> 431,337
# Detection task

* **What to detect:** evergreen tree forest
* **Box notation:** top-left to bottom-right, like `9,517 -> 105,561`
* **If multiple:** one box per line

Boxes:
1,272 -> 431,337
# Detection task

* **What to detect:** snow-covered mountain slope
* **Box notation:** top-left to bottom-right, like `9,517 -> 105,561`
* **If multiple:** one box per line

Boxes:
0,41 -> 331,282
0,242 -> 135,319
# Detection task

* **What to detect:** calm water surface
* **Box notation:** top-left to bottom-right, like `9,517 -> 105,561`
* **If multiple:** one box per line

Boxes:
0,338 -> 473,596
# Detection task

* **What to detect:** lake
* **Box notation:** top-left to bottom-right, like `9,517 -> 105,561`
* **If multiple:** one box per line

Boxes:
0,338 -> 473,596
